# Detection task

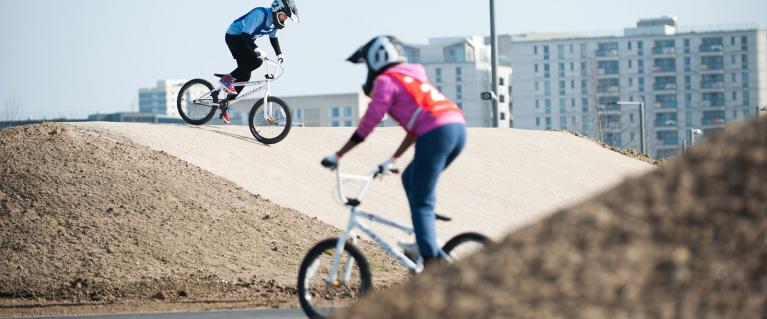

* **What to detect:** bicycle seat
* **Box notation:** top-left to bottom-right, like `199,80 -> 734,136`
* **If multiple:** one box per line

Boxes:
213,73 -> 227,78
435,214 -> 452,222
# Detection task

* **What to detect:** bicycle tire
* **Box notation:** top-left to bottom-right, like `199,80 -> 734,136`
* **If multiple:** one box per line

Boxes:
297,238 -> 372,319
442,232 -> 492,260
176,79 -> 218,125
248,96 -> 292,144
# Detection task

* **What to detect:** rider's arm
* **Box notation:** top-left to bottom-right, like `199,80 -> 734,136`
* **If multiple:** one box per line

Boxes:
353,76 -> 397,142
269,36 -> 283,56
336,76 -> 397,158
392,135 -> 416,159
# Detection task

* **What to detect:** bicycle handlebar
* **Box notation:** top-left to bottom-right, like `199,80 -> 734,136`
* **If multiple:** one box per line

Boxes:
326,164 -> 399,206
262,57 -> 285,80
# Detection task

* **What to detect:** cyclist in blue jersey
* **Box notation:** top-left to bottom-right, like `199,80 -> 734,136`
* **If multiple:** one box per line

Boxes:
219,0 -> 299,123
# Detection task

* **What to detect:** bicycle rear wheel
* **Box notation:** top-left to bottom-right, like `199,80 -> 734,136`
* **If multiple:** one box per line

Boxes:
177,79 -> 218,125
297,238 -> 372,319
442,232 -> 492,261
248,96 -> 292,144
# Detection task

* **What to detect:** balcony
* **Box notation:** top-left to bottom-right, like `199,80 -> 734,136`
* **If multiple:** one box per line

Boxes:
654,101 -> 678,109
653,83 -> 677,91
652,65 -> 676,73
701,99 -> 725,108
652,46 -> 676,55
595,49 -> 619,58
699,63 -> 724,71
700,81 -> 725,90
699,44 -> 723,53
701,117 -> 726,126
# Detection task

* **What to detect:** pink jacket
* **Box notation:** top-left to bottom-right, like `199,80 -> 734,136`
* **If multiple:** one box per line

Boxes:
355,64 -> 465,139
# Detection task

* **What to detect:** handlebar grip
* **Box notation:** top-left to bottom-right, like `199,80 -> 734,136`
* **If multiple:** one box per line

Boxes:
321,158 -> 338,169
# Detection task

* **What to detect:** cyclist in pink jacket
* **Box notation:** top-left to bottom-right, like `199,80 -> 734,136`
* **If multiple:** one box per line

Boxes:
322,35 -> 466,267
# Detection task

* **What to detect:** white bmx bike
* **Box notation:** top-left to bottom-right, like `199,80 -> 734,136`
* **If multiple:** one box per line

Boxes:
176,57 -> 292,144
297,161 -> 492,318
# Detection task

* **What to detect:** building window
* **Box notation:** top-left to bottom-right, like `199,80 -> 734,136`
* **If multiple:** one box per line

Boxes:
456,67 -> 463,81
499,95 -> 506,103
741,35 -> 748,50
343,106 -> 353,117
543,45 -> 550,60
332,121 -> 340,127
344,120 -> 353,127
536,117 -> 540,126
499,77 -> 505,86
331,107 -> 340,117
534,46 -> 538,55
435,68 -> 442,82
558,44 -> 565,59
534,64 -> 539,73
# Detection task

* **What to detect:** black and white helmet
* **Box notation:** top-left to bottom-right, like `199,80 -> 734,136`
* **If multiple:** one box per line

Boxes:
347,35 -> 407,72
348,36 -> 408,96
272,0 -> 299,29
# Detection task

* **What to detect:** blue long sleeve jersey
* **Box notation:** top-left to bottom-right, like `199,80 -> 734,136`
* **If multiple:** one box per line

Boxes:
226,7 -> 278,39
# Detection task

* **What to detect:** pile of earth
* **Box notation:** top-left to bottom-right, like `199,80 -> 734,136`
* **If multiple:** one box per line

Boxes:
335,116 -> 767,319
0,123 -> 405,313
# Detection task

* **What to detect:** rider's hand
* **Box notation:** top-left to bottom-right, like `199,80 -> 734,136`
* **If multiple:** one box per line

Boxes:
277,54 -> 286,64
321,154 -> 339,169
377,157 -> 397,175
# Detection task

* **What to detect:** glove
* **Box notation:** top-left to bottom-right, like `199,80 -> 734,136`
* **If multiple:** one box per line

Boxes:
377,157 -> 397,175
254,48 -> 264,59
321,154 -> 339,169
277,54 -> 286,64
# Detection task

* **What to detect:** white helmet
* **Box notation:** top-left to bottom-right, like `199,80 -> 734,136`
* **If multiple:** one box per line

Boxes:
272,0 -> 299,29
347,36 -> 407,96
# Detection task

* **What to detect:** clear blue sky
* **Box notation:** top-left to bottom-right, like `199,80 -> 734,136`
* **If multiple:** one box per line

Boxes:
0,0 -> 765,119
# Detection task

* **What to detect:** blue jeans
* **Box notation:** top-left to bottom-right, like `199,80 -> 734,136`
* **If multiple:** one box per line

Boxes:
401,124 -> 466,258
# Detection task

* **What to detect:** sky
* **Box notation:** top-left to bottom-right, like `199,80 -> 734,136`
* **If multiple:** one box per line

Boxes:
0,0 -> 765,119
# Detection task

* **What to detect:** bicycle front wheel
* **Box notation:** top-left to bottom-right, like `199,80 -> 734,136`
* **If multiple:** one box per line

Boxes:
297,238 -> 372,319
176,79 -> 218,125
248,96 -> 292,144
442,232 -> 492,261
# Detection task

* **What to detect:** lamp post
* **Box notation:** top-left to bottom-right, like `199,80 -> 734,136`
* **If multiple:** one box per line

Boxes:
688,128 -> 703,149
615,101 -> 646,155
489,0 -> 499,128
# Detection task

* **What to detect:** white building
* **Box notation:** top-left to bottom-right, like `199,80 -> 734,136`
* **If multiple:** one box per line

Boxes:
278,92 -> 371,127
138,80 -> 187,117
403,36 -> 513,128
507,17 -> 767,159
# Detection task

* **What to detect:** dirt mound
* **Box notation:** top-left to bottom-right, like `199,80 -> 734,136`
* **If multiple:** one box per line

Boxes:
552,129 -> 661,165
0,123 -> 404,309
334,116 -> 767,319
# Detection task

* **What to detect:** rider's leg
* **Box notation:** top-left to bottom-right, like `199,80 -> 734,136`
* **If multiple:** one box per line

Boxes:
225,34 -> 264,97
406,124 -> 466,259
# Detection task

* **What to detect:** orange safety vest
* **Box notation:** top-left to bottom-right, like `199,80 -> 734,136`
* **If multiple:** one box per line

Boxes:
382,71 -> 463,128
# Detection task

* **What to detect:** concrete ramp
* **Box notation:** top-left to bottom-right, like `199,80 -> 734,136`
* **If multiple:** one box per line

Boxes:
73,122 -> 652,241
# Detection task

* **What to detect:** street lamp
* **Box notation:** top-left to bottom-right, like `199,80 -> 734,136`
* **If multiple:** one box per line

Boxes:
612,101 -> 646,155
488,0 -> 499,127
689,128 -> 703,148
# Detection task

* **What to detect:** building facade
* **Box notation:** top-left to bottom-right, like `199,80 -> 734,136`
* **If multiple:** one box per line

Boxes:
508,17 -> 766,159
138,80 -> 187,117
403,36 -> 513,128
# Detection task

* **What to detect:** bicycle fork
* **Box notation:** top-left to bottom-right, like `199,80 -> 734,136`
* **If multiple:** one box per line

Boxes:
326,212 -> 360,287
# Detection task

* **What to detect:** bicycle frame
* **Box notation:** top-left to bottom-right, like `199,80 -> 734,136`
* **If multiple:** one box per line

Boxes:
194,57 -> 285,120
325,166 -> 423,286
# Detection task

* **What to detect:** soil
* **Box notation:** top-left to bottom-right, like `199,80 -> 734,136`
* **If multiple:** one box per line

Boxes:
0,123 -> 406,317
334,116 -> 767,319
551,129 -> 662,165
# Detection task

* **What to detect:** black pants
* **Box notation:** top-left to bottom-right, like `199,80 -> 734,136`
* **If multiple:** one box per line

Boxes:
225,34 -> 264,95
